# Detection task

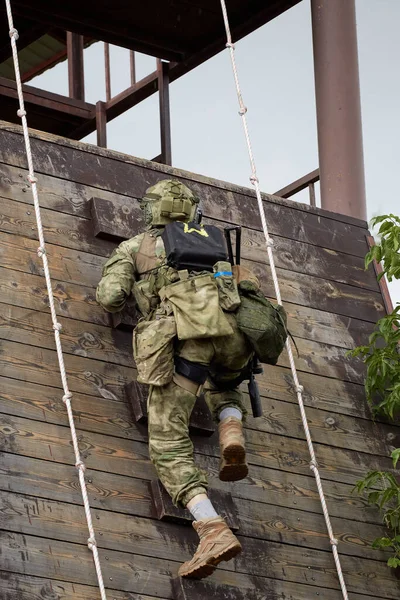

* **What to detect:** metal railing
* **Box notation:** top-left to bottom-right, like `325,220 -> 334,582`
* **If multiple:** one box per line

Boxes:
274,168 -> 320,207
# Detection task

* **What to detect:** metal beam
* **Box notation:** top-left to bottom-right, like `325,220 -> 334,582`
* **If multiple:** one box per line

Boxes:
274,169 -> 320,198
96,101 -> 107,148
130,51 -> 136,86
104,42 -> 111,102
157,60 -> 172,166
67,32 -> 85,101
311,0 -> 366,220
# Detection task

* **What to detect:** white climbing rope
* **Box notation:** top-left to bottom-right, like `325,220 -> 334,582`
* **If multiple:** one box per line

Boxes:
4,3 -> 108,598
219,2 -> 349,598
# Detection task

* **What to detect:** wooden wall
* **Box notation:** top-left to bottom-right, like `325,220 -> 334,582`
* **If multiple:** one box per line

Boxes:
0,121 -> 399,599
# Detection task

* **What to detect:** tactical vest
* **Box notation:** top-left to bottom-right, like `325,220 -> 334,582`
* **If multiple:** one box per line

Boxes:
132,228 -> 237,340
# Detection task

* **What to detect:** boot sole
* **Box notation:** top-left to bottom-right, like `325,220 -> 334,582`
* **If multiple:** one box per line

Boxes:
223,442 -> 246,463
220,442 -> 248,482
179,541 -> 242,579
219,461 -> 249,482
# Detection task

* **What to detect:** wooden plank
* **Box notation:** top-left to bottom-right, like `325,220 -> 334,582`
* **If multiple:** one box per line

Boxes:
0,452 -> 383,527
0,487 -> 392,569
0,339 -> 135,400
1,370 -> 396,459
0,261 -> 376,353
0,267 -> 111,328
0,78 -> 94,118
0,288 -> 374,388
0,192 -> 378,292
0,230 -> 385,323
0,271 -> 379,424
0,412 -> 395,490
0,302 -> 134,367
126,380 -> 215,437
150,481 -> 239,531
1,530 -> 398,599
0,303 -> 394,455
0,321 -> 376,428
0,123 -> 369,231
0,161 -> 138,219
89,194 -> 377,290
171,577 -> 373,600
0,308 -> 368,388
0,572 -> 164,600
0,160 -> 372,290
0,194 -> 116,256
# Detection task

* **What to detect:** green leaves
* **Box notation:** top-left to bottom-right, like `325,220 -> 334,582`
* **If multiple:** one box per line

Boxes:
347,306 -> 400,419
366,214 -> 400,282
353,213 -> 400,569
355,468 -> 400,568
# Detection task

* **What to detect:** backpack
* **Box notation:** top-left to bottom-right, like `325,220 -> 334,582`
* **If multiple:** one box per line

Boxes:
236,280 -> 288,365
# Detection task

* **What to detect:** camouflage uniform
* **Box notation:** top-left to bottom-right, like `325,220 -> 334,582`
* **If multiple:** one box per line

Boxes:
97,182 -> 253,508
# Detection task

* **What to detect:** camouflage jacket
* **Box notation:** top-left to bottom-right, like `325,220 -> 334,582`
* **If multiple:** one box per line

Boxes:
96,229 -> 166,314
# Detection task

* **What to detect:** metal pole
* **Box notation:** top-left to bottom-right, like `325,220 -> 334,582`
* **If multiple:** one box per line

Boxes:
104,42 -> 111,101
157,59 -> 172,166
96,101 -> 107,148
67,32 -> 85,101
130,50 -> 136,86
311,0 -> 367,220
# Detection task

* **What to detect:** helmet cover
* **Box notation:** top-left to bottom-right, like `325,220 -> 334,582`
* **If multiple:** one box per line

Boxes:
140,179 -> 199,227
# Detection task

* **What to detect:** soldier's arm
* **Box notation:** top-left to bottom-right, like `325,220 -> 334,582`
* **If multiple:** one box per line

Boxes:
96,237 -> 140,313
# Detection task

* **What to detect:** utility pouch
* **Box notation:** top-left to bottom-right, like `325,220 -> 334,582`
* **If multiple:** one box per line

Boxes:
132,277 -> 159,317
132,315 -> 176,386
236,280 -> 288,365
213,261 -> 241,312
159,274 -> 233,340
232,264 -> 260,290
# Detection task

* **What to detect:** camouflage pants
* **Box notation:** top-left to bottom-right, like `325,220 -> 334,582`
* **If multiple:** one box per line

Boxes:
148,313 -> 253,508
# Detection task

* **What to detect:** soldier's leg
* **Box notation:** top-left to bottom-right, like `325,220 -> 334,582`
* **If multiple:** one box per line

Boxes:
206,312 -> 254,482
169,338 -> 242,578
148,380 -> 208,508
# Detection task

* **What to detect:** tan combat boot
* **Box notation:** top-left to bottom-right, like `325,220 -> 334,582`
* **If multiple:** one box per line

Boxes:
178,516 -> 242,579
219,416 -> 248,482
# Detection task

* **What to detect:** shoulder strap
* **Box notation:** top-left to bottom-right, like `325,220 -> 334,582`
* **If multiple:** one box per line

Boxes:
135,232 -> 158,276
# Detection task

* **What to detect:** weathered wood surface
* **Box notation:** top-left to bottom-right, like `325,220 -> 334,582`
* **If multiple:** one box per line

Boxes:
1,534 -> 379,600
0,230 -> 385,322
0,123 -> 368,227
1,369 -> 397,458
0,189 -> 378,290
0,488 -> 393,572
0,305 -> 368,385
0,452 -> 385,530
126,380 -> 215,437
1,529 -> 398,599
0,572 -> 166,600
0,412 -> 395,492
150,481 -> 239,531
1,123 -> 398,599
0,264 -> 377,351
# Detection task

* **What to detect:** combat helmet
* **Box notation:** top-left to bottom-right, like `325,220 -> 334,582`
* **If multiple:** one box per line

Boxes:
140,179 -> 199,227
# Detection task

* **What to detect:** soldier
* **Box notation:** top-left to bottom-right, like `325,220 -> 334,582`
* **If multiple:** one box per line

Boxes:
96,179 -> 256,579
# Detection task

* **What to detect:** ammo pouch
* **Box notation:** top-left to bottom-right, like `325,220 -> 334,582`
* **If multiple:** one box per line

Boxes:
132,315 -> 176,386
213,261 -> 241,312
132,277 -> 159,317
159,273 -> 233,340
236,280 -> 288,365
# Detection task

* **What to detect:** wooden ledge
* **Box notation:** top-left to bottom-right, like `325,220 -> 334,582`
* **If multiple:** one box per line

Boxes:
126,380 -> 215,437
151,479 -> 239,531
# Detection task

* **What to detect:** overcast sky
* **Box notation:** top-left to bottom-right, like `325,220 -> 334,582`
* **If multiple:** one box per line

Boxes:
33,0 -> 400,304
